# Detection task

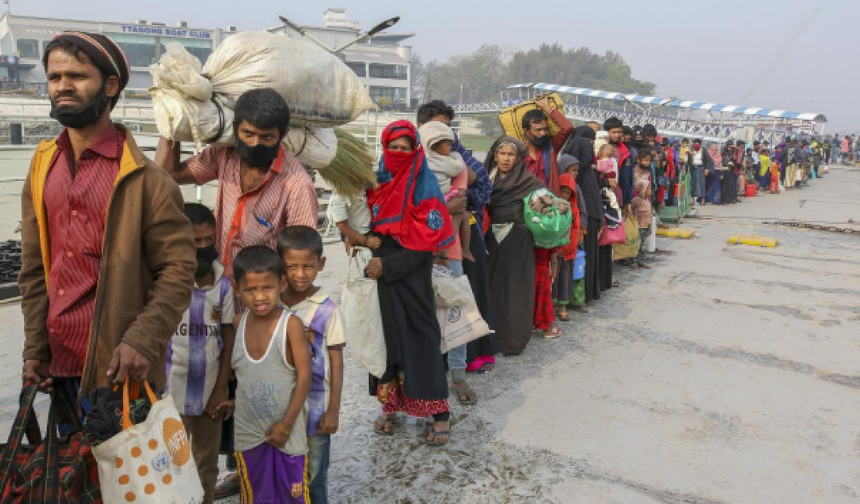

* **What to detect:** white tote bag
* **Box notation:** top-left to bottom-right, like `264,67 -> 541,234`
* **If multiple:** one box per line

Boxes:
432,271 -> 491,353
341,254 -> 387,378
92,382 -> 204,504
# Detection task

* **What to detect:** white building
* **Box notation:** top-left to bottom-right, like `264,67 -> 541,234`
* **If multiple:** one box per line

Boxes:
0,9 -> 416,107
0,12 -> 234,91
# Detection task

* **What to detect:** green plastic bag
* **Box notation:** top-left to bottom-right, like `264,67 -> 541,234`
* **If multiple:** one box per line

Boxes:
523,189 -> 573,249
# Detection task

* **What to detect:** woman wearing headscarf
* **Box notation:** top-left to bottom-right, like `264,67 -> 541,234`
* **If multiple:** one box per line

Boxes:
366,120 -> 455,446
706,143 -> 723,204
562,126 -> 604,300
720,141 -> 738,204
485,136 -> 545,355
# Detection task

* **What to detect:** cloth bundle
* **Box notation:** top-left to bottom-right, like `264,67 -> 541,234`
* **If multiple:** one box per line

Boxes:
523,189 -> 573,248
149,31 -> 376,162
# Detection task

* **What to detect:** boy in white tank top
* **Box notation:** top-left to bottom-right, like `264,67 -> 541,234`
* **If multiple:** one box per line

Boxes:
216,246 -> 312,504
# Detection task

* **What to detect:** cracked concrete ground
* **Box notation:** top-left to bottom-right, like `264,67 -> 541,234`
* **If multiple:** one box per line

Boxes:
0,155 -> 858,503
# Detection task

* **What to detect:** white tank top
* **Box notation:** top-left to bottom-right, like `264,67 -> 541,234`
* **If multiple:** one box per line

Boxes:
232,308 -> 308,456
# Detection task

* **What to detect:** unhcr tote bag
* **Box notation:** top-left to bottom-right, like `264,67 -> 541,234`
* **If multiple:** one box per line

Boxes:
341,254 -> 387,378
92,382 -> 203,504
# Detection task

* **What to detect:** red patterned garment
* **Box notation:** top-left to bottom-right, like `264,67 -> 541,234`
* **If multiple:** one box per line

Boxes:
43,124 -> 122,377
533,247 -> 556,330
377,377 -> 448,418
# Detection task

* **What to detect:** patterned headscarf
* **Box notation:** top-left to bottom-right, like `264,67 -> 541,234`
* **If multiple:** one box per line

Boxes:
367,120 -> 454,251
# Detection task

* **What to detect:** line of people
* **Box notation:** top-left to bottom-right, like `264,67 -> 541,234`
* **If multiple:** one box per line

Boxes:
19,30 -> 847,504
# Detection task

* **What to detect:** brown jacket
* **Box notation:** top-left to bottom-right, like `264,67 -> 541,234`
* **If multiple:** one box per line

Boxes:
19,124 -> 196,396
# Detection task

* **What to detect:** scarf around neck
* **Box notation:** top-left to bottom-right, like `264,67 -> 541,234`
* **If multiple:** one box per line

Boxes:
485,136 -> 545,225
367,120 -> 455,251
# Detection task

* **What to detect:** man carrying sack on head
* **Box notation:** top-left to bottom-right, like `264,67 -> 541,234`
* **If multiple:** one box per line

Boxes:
19,31 -> 196,413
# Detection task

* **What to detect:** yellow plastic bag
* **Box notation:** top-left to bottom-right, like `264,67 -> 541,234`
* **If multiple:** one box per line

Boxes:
613,215 -> 640,261
498,93 -> 565,142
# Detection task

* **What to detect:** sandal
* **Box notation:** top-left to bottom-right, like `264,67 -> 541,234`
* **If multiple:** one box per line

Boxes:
541,325 -> 562,339
373,414 -> 395,436
572,305 -> 589,313
477,363 -> 494,374
450,381 -> 477,405
557,310 -> 570,322
426,429 -> 450,447
611,280 -> 621,288
215,473 -> 241,499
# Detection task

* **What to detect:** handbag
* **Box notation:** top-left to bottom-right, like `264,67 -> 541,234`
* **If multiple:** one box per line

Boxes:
598,216 -> 627,246
92,381 -> 203,504
340,254 -> 387,378
612,215 -> 641,260
432,270 -> 491,353
0,383 -> 102,504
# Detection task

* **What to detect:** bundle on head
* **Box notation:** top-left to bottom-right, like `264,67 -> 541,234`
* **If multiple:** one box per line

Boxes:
315,129 -> 377,199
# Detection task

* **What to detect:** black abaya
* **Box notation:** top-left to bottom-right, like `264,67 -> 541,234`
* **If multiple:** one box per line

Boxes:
368,236 -> 448,401
583,217 -> 601,302
598,244 -> 613,292
463,223 -> 497,362
487,224 -> 535,356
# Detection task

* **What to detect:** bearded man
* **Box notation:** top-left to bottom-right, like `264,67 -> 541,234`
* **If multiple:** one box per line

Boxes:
20,32 -> 196,402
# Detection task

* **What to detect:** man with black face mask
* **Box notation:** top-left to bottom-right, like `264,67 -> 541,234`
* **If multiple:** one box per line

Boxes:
156,88 -> 318,283
20,32 -> 196,404
521,95 -> 574,196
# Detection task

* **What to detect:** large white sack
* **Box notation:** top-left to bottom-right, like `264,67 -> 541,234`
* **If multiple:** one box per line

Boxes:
283,127 -> 338,169
150,32 -> 375,145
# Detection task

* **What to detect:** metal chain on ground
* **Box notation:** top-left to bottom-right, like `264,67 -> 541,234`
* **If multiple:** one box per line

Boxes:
764,221 -> 857,235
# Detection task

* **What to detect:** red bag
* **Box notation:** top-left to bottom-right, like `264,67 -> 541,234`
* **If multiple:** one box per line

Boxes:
0,383 -> 101,504
598,218 -> 627,246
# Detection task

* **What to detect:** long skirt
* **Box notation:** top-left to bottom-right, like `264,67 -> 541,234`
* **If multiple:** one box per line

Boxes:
598,244 -> 613,292
705,170 -> 720,204
463,223 -> 497,364
488,223 -> 536,356
368,236 -> 448,404
533,247 -> 555,331
551,256 -> 574,306
583,217 -> 601,302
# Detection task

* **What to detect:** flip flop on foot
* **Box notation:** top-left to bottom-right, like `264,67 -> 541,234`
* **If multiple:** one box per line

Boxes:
373,414 -> 395,436
542,325 -> 562,339
215,472 -> 241,500
572,305 -> 589,313
612,280 -> 621,288
557,310 -> 570,322
451,381 -> 477,405
426,429 -> 450,447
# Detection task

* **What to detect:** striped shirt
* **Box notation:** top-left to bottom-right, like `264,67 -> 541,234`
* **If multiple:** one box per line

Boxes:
282,290 -> 345,437
44,124 -> 122,377
166,261 -> 235,416
187,146 -> 318,280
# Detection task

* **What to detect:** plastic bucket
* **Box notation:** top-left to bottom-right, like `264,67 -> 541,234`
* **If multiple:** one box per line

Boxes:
573,249 -> 586,280
744,184 -> 757,197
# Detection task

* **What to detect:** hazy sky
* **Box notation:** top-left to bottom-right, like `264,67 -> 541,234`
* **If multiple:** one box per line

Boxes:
12,0 -> 860,131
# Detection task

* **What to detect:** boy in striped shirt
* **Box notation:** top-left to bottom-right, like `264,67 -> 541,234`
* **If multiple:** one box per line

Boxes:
278,226 -> 345,504
166,203 -> 237,504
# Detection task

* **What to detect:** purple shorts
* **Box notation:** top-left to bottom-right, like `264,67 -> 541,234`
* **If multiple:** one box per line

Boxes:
236,443 -> 309,504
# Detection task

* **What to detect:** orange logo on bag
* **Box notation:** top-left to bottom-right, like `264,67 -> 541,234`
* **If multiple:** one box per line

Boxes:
162,418 -> 191,466
291,483 -> 303,498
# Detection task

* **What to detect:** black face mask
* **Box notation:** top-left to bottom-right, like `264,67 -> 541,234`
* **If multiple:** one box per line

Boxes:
235,138 -> 280,169
195,245 -> 218,279
50,85 -> 111,129
529,133 -> 551,150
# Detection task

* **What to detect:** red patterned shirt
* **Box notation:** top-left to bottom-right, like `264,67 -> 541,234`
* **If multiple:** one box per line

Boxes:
187,146 -> 318,280
44,124 -> 123,377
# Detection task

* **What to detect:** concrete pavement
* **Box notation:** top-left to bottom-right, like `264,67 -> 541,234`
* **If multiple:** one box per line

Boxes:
0,162 -> 857,503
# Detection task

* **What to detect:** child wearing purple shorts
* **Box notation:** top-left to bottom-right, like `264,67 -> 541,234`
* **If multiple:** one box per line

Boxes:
219,246 -> 312,504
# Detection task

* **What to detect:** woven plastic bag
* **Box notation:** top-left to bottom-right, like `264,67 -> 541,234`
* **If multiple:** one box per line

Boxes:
523,189 -> 573,248
92,382 -> 203,504
150,31 -> 375,146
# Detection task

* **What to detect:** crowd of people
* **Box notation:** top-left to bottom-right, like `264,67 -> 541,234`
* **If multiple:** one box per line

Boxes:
14,30 -> 848,504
